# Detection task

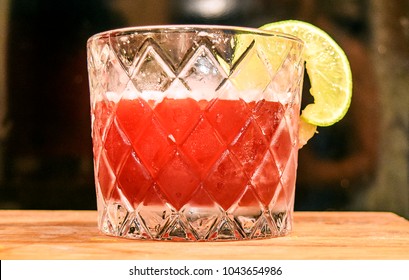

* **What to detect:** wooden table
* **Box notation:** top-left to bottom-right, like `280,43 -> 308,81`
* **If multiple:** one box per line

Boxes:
0,210 -> 408,260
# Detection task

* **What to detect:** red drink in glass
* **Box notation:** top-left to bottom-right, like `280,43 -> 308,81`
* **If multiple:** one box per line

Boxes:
87,26 -> 304,240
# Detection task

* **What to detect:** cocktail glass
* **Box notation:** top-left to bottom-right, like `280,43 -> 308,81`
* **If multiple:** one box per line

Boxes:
87,25 -> 304,241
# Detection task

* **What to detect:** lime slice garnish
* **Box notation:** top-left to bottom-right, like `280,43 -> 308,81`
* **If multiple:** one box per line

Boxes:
260,20 -> 352,127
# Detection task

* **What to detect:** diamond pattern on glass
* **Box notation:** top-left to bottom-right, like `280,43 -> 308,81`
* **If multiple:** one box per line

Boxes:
268,182 -> 292,234
110,33 -> 144,75
93,99 -> 117,150
269,45 -> 303,98
131,42 -> 175,92
154,97 -> 202,144
229,41 -> 271,92
251,214 -> 274,239
179,44 -> 228,93
230,187 -> 264,238
104,118 -> 132,173
229,118 -> 269,177
117,151 -> 153,208
180,117 -> 225,175
132,115 -> 175,177
163,219 -> 193,241
138,185 -> 174,239
270,113 -> 294,174
124,214 -> 149,239
271,211 -> 291,235
96,152 -> 116,203
106,56 -> 129,95
106,202 -> 129,236
88,27 -> 304,241
88,43 -> 111,100
205,98 -> 251,145
115,97 -> 153,145
89,42 -> 110,72
156,153 -> 201,210
251,151 -> 281,206
252,100 -> 286,142
204,151 -> 248,210
209,216 -> 241,240
181,187 -> 222,240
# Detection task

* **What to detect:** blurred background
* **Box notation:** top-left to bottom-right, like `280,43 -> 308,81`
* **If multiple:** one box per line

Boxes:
0,0 -> 408,218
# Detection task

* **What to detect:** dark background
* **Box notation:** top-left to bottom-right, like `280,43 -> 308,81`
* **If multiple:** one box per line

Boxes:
0,0 -> 408,218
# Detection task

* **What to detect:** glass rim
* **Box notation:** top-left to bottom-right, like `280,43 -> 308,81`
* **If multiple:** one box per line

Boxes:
87,24 -> 304,45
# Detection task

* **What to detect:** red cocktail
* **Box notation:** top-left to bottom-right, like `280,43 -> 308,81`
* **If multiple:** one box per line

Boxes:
88,26 -> 304,240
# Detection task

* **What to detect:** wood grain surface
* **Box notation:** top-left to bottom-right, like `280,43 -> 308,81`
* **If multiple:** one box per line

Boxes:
0,210 -> 408,260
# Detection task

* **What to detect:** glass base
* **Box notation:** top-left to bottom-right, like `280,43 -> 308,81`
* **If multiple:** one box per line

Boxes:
97,202 -> 292,241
